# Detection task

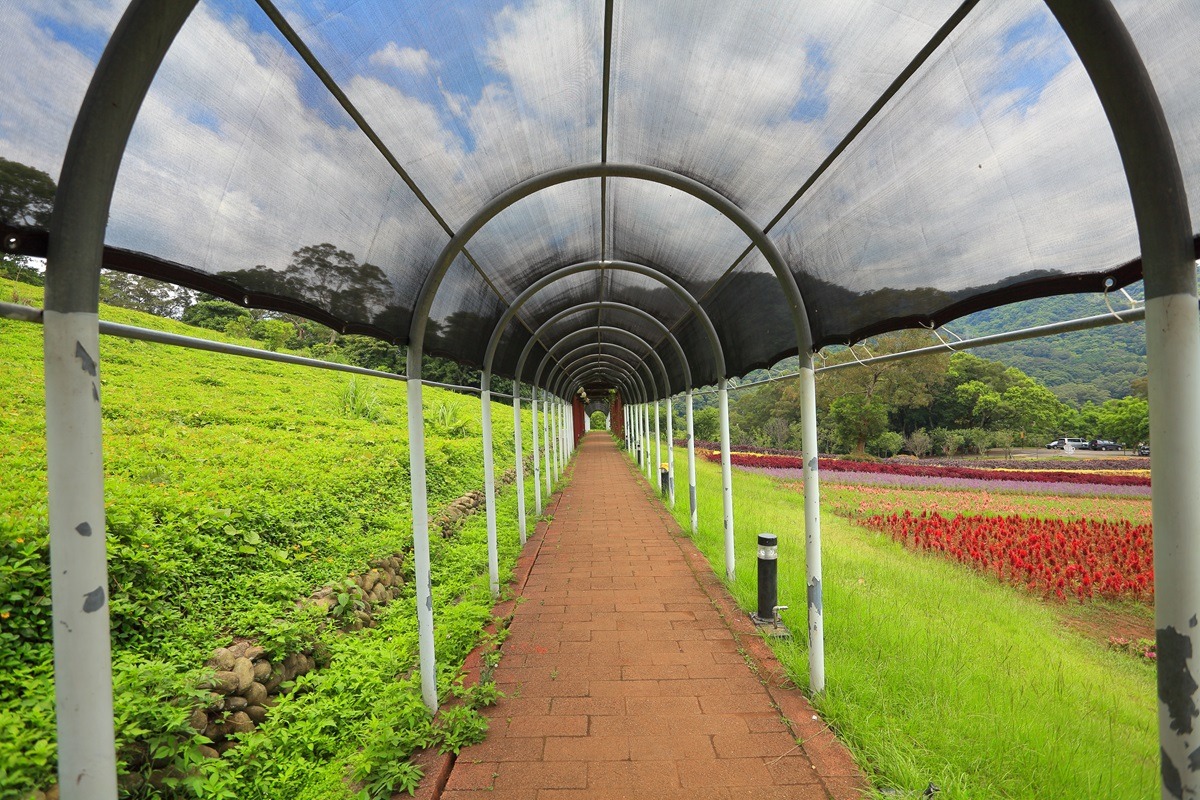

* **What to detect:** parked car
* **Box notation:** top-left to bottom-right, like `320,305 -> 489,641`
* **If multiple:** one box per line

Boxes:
1089,439 -> 1120,451
1047,437 -> 1088,450
1137,443 -> 1150,456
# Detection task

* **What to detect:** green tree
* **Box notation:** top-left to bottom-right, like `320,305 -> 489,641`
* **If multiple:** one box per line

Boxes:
1096,396 -> 1149,447
999,379 -> 1064,439
828,394 -> 889,455
693,407 -> 720,441
181,298 -> 251,331
255,319 -> 294,352
868,431 -> 904,458
0,157 -> 55,228
0,255 -> 43,286
904,428 -> 933,458
99,271 -> 193,318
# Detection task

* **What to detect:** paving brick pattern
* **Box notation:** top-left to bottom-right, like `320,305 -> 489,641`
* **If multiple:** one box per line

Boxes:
443,433 -> 866,799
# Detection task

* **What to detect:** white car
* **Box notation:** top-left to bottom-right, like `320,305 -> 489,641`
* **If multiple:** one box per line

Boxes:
1047,437 -> 1088,450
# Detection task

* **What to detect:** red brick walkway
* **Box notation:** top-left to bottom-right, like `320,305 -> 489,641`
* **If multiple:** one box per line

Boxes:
443,432 -> 867,799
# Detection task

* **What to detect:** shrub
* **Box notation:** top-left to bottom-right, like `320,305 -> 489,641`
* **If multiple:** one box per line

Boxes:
868,431 -> 904,458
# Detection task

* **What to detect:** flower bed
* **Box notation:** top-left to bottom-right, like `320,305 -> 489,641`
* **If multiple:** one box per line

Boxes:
862,511 -> 1153,603
812,482 -> 1153,525
741,465 -> 1152,496
704,450 -> 1150,487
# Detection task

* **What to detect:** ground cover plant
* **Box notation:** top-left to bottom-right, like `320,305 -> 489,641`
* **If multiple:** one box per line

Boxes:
667,445 -> 1157,798
688,439 -> 1151,471
0,279 -> 537,798
862,511 -> 1153,602
702,450 -> 1150,487
817,482 -> 1152,525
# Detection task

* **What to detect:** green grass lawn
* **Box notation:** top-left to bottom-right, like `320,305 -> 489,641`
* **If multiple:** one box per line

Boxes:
666,447 -> 1157,799
1,278 -> 535,798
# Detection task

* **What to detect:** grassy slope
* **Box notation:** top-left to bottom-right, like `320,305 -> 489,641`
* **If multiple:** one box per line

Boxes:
0,279 -> 536,797
668,446 -> 1156,799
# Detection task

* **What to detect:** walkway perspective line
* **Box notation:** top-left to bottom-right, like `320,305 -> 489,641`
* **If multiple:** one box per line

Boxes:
442,432 -> 867,799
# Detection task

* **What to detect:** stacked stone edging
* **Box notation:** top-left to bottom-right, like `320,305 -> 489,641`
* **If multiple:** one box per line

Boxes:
432,466 -> 516,537
40,471 -> 530,796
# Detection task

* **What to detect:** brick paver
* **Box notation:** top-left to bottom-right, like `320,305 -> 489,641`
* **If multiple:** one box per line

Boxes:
444,433 -> 866,799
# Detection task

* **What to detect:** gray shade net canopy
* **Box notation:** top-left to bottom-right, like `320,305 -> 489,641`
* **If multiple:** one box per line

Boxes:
2,0 -> 1199,394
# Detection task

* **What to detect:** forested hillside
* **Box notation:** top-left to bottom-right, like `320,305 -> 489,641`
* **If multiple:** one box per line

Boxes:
953,287 -> 1146,404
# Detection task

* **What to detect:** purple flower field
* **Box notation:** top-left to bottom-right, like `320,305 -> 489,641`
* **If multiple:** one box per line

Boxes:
738,465 -> 1153,497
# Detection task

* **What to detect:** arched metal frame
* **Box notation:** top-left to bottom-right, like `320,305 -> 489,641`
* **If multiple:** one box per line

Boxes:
547,333 -> 676,488
38,1 -> 1199,794
551,331 -> 673,397
477,263 -> 707,607
408,157 -> 818,710
1044,4 -> 1199,792
41,3 -> 200,796
558,360 -> 653,479
500,261 -> 722,560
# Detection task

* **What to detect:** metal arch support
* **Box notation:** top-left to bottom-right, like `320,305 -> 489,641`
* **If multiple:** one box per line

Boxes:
497,302 -> 687,539
561,363 -> 644,407
569,367 -> 637,398
549,346 -> 660,402
1045,3 -> 1197,795
551,349 -> 662,480
410,146 -> 818,724
533,334 -> 661,402
42,3 -> 200,796
515,301 -> 693,390
557,358 -> 653,477
419,165 -> 812,371
538,309 -> 679,504
502,259 -> 725,390
550,327 -> 674,398
551,351 -> 657,402
489,259 -> 719,539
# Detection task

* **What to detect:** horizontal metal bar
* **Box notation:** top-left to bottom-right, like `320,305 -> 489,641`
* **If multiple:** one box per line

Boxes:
0,301 -> 522,399
686,304 -> 1147,396
816,305 -> 1145,373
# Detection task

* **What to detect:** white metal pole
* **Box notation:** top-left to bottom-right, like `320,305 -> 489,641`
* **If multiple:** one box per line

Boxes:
667,397 -> 676,508
559,398 -> 567,471
552,399 -> 561,480
654,399 -> 662,493
480,388 -> 500,598
800,353 -> 824,693
543,391 -> 552,496
719,379 -> 735,582
513,393 -> 527,545
563,398 -> 569,460
635,403 -> 643,474
632,403 -> 638,463
40,4 -> 198,794
532,390 -> 543,515
44,311 -> 116,798
645,401 -> 653,481
686,389 -> 697,535
406,353 -> 438,710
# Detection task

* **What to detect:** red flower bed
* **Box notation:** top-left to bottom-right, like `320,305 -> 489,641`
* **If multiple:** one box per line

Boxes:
703,451 -> 1150,487
863,511 -> 1153,603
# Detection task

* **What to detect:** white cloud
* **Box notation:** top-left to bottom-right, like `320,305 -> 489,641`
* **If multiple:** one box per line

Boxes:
369,42 -> 435,74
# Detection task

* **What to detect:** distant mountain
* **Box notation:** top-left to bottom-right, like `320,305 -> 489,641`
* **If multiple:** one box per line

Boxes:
951,285 -> 1146,405
718,283 -> 1155,407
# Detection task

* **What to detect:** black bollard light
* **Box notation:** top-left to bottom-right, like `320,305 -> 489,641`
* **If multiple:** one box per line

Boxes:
757,533 -> 778,621
752,533 -> 790,637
